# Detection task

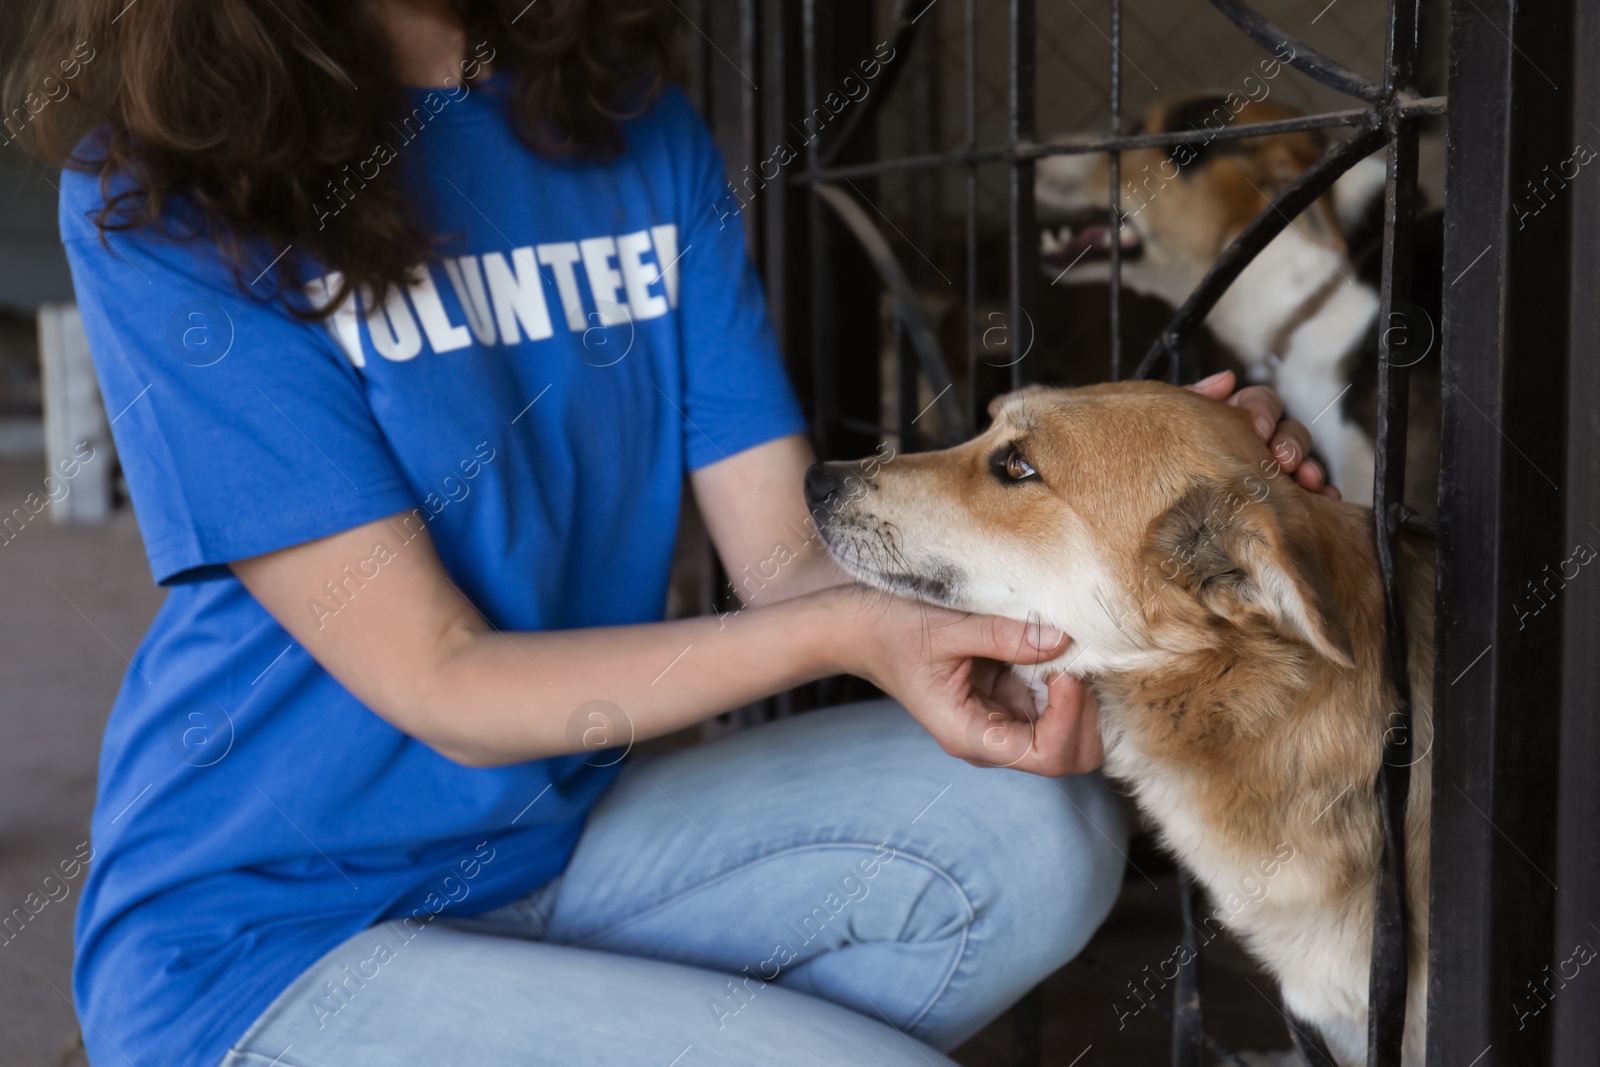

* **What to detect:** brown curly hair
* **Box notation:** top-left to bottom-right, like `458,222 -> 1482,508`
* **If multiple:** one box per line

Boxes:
4,0 -> 677,317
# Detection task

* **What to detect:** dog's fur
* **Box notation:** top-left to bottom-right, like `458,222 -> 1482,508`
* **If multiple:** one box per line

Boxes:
1034,96 -> 1441,519
807,381 -> 1434,1066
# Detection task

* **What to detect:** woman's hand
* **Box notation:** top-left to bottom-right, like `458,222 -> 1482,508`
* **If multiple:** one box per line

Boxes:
825,587 -> 1103,777
1188,369 -> 1342,499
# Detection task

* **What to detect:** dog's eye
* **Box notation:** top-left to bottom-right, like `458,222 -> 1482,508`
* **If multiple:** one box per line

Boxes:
1003,449 -> 1037,481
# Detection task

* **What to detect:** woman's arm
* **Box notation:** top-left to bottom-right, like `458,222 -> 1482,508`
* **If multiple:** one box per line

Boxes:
688,432 -> 845,607
230,514 -> 1083,772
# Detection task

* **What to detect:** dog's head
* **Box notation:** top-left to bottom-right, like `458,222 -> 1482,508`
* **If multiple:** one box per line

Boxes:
805,381 -> 1355,676
1035,95 -> 1363,309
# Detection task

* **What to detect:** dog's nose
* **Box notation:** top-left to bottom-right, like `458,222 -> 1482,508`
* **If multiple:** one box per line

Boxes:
803,463 -> 845,511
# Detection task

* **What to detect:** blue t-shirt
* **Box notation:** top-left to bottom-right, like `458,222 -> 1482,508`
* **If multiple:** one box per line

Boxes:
63,82 -> 805,1067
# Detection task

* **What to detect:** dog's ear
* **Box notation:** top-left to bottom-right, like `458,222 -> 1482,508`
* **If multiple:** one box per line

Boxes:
1147,480 -> 1355,667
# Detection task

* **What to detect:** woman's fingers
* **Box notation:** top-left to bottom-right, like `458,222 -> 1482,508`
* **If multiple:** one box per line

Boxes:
947,610 -> 1068,665
1227,384 -> 1286,442
1294,458 -> 1327,491
1033,672 -> 1103,775
1069,685 -> 1105,772
1269,418 -> 1312,471
1185,369 -> 1237,400
1189,376 -> 1342,497
965,669 -> 1101,777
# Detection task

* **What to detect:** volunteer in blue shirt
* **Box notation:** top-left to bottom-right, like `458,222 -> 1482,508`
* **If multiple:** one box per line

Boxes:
14,0 -> 1333,1064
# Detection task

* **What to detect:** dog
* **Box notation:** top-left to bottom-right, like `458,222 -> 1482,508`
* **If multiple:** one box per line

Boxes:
1034,95 -> 1441,519
804,380 -> 1434,1066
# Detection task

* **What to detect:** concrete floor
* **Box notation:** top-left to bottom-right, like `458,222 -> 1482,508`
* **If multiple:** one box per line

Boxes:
0,454 -> 1296,1067
0,456 -> 163,1066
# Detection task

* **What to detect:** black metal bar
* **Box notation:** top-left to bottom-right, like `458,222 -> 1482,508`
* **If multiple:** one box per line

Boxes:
1367,73 -> 1421,1067
802,0 -> 831,457
1383,0 -> 1421,94
1366,0 -> 1425,1057
894,321 -> 919,453
1107,0 -> 1123,382
1013,985 -> 1041,1067
795,98 -> 1445,183
1429,0 -> 1573,1064
963,0 -> 978,433
1136,126 -> 1386,380
1170,869 -> 1204,1067
1551,3 -> 1600,1061
740,0 -> 758,231
1207,0 -> 1384,102
759,0 -> 787,347
1007,0 -> 1036,390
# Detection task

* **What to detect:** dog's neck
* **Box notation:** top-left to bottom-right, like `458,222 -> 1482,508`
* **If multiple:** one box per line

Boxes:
1091,498 -> 1389,861
1080,501 -> 1435,1067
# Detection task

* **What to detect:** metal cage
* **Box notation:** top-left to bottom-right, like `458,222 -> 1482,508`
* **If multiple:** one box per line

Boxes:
679,0 -> 1598,1063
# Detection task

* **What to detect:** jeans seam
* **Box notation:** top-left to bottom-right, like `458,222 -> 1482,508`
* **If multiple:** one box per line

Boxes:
559,839 -> 977,1036
893,853 -> 973,1035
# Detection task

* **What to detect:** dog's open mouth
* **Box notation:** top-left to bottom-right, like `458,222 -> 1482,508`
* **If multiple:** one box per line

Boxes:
1038,211 -> 1143,274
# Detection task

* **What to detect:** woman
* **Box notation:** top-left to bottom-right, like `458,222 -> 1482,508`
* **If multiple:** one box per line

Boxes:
11,1 -> 1332,1064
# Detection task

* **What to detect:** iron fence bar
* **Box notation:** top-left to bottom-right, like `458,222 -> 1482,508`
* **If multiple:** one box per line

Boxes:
759,0 -> 787,346
1134,126 -> 1386,379
1383,0 -> 1421,94
1551,0 -> 1600,1058
1171,869 -> 1204,1067
1366,0 -> 1426,1056
895,320 -> 919,453
1430,0 -> 1572,1061
1107,0 -> 1123,382
1007,0 -> 1037,391
794,98 -> 1444,182
964,0 -> 978,434
1013,986 -> 1042,1067
1368,90 -> 1421,1067
801,0 -> 833,457
739,0 -> 757,215
1207,0 -> 1384,102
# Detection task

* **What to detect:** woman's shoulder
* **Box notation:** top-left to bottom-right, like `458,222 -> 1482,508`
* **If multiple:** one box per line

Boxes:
622,85 -> 718,164
56,131 -> 207,248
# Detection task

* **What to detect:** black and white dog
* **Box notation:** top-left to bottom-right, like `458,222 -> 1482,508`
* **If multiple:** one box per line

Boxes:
1034,94 -> 1441,518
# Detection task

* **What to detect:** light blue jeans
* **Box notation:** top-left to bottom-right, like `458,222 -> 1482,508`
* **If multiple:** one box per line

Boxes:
219,700 -> 1128,1066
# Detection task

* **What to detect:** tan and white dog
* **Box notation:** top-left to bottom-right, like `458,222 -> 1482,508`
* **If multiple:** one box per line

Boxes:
804,381 -> 1434,1066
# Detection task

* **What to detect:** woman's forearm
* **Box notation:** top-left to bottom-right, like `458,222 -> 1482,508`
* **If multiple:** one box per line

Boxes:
231,513 -> 867,769
419,589 -> 847,767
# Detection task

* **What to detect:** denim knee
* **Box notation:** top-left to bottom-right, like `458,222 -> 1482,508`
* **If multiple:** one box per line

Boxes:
907,768 -> 1129,1050
990,770 -> 1128,971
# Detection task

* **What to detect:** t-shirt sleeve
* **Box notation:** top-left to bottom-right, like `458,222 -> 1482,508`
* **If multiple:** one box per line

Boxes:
660,90 -> 809,471
59,173 -> 419,585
